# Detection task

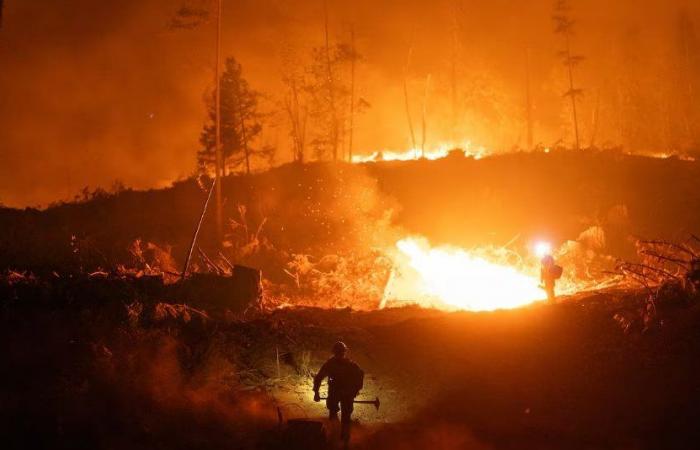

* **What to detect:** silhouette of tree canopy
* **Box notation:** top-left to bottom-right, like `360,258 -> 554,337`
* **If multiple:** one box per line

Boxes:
168,1 -> 209,30
305,43 -> 366,161
199,57 -> 272,175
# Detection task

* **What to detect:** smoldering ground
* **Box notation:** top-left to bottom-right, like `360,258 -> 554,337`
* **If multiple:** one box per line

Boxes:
0,290 -> 278,450
5,280 -> 696,450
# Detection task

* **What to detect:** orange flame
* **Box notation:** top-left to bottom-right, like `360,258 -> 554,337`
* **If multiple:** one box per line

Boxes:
383,237 -> 574,311
352,141 -> 488,163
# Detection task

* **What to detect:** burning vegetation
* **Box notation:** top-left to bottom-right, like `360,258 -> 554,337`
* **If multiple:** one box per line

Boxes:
3,151 -> 700,449
385,237 -> 558,311
3,1 -> 700,449
4,1 -> 700,207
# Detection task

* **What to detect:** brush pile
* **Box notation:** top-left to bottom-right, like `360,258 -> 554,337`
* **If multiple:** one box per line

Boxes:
612,236 -> 700,333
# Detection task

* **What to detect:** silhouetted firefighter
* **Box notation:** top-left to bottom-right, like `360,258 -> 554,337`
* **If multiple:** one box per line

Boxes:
541,254 -> 563,302
313,341 -> 364,444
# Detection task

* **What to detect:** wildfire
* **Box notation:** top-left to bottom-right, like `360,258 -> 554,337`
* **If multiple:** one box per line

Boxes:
383,237 -> 551,311
352,141 -> 488,164
637,151 -> 696,162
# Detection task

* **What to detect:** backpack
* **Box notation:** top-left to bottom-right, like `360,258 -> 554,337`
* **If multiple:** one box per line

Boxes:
551,264 -> 563,280
351,364 -> 364,395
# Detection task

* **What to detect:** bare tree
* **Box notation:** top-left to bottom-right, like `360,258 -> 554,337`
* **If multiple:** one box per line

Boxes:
675,8 -> 700,148
421,74 -> 432,157
305,38 -> 364,161
525,48 -> 534,150
322,0 -> 339,161
281,47 -> 309,163
403,45 -> 418,152
449,0 -> 464,143
168,3 -> 209,30
348,24 -> 356,162
306,45 -> 344,160
553,0 -> 584,151
282,27 -> 365,164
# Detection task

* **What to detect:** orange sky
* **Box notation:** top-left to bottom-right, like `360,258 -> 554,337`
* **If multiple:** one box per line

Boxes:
0,0 -> 698,207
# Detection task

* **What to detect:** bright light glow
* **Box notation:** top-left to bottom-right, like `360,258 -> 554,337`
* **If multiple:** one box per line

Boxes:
534,241 -> 552,258
384,237 -> 547,311
352,141 -> 488,163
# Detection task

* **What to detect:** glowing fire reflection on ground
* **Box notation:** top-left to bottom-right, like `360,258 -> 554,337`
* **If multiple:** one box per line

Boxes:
383,237 -> 553,311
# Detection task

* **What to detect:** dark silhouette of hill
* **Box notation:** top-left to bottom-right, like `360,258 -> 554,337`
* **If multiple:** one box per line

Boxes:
2,151 -> 699,274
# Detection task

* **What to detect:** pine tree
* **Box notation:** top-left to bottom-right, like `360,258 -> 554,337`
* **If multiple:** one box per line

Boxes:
199,57 -> 271,175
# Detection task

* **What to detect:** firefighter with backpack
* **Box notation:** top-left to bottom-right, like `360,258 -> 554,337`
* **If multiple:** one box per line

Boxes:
540,254 -> 563,302
313,341 -> 364,444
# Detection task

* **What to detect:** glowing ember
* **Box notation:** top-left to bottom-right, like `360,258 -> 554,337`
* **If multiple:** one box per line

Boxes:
384,237 -> 547,311
352,141 -> 488,163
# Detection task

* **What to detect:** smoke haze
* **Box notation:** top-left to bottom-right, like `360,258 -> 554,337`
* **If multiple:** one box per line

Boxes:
0,0 -> 697,207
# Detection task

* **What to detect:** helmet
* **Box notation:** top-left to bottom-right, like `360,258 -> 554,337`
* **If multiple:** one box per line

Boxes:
332,341 -> 348,356
541,255 -> 554,266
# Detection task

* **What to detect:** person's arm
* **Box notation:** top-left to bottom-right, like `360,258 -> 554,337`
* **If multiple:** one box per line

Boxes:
312,361 -> 329,401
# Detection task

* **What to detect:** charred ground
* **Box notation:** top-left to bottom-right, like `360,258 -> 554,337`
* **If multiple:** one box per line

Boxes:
2,274 -> 700,450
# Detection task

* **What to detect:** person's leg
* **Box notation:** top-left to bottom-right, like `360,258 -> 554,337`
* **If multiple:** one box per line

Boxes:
546,282 -> 555,302
326,394 -> 340,421
339,397 -> 354,443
